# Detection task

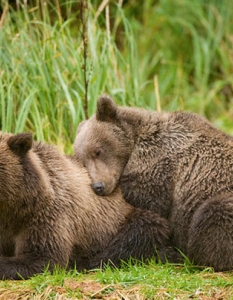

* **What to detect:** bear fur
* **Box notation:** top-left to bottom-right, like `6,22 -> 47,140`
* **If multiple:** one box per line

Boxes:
74,95 -> 233,272
0,131 -> 180,280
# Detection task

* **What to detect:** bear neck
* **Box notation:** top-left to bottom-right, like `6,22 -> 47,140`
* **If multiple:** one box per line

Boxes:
118,107 -> 167,145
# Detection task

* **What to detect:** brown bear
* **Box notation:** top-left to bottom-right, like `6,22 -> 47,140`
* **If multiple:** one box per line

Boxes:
0,131 -> 180,280
74,95 -> 233,272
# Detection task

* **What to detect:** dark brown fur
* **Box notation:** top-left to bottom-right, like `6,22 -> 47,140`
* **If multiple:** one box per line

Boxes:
0,131 -> 180,279
74,95 -> 233,271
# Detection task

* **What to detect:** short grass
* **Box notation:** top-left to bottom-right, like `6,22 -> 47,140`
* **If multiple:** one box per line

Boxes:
0,261 -> 232,299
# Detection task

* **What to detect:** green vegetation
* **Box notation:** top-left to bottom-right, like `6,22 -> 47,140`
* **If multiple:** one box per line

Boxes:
0,261 -> 232,299
1,0 -> 233,152
0,0 -> 233,298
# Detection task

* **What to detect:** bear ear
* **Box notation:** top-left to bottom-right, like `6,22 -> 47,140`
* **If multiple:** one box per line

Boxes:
96,95 -> 117,122
8,133 -> 33,156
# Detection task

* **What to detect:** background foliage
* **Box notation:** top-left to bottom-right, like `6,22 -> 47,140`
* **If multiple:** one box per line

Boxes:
0,0 -> 233,152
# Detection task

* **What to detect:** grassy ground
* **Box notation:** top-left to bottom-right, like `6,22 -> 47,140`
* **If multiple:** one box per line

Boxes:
0,261 -> 233,299
0,0 -> 233,298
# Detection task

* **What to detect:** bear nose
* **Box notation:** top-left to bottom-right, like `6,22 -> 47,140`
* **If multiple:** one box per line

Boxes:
92,182 -> 105,196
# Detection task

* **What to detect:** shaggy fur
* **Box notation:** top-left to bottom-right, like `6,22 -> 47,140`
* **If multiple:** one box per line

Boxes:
0,132 -> 180,279
74,95 -> 233,271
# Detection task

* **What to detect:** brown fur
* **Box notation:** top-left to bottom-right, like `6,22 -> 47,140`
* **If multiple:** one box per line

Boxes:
74,95 -> 233,271
0,131 -> 180,279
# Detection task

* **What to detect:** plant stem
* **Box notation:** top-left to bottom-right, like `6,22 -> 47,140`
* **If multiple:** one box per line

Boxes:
80,0 -> 89,119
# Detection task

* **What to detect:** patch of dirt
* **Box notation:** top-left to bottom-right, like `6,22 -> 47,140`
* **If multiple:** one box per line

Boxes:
188,288 -> 231,300
63,279 -> 144,299
0,279 -> 232,300
0,280 -> 144,300
0,286 -> 36,300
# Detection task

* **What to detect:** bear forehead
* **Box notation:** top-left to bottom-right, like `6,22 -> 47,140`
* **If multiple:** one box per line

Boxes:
82,118 -> 119,140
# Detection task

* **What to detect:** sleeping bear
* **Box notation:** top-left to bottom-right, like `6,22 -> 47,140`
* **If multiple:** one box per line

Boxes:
0,131 -> 179,279
74,95 -> 233,272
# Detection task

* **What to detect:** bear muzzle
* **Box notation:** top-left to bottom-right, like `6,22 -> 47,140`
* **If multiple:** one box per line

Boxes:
92,182 -> 105,196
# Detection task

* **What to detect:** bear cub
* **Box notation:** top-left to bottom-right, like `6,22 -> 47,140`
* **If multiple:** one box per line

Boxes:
0,131 -> 180,279
74,95 -> 233,272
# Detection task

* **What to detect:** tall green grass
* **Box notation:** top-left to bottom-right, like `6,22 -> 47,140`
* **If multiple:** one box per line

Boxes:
1,6 -> 86,152
122,0 -> 233,117
0,0 -> 233,150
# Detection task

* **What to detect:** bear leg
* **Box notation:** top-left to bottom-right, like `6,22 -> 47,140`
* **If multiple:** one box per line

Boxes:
0,253 -> 55,280
187,194 -> 233,271
89,208 -> 182,269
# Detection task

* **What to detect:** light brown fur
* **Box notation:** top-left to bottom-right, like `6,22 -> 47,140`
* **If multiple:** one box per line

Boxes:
0,131 -> 179,279
74,95 -> 233,271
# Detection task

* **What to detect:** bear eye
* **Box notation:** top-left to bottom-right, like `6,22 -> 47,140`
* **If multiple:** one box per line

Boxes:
94,150 -> 101,157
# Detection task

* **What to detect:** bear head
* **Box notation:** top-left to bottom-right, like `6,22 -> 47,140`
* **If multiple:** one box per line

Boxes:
74,95 -> 135,196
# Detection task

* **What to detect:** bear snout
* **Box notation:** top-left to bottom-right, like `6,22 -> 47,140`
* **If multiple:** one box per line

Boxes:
92,182 -> 105,196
